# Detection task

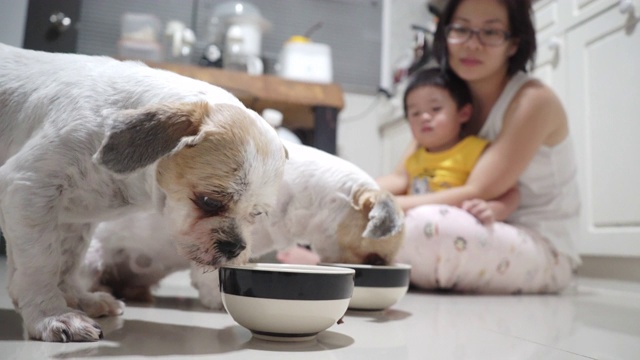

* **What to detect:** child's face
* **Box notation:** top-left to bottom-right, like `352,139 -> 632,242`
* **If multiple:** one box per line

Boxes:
406,85 -> 471,152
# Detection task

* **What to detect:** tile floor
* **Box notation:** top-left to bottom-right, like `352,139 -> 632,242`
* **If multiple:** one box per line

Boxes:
0,257 -> 639,359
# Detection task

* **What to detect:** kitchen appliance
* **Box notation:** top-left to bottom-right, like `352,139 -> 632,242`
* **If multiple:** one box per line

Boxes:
202,1 -> 270,74
277,35 -> 333,84
164,20 -> 196,64
223,23 -> 264,74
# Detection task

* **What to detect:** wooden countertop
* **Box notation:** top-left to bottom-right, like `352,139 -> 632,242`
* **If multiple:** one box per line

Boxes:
146,62 -> 345,129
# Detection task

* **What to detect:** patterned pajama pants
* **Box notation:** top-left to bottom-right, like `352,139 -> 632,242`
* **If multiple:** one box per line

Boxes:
396,205 -> 574,294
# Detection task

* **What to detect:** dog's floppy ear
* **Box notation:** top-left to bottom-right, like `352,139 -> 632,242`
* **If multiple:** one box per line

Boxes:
94,101 -> 208,174
350,187 -> 404,239
249,108 -> 289,160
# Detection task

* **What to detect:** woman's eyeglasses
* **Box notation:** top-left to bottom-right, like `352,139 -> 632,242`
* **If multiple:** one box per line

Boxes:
445,24 -> 511,47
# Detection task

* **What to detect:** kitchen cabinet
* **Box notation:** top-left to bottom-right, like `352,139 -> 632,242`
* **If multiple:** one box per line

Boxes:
533,0 -> 640,256
532,1 -> 566,100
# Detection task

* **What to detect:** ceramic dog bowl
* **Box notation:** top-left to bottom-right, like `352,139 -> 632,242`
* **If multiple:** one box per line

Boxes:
219,263 -> 355,341
321,263 -> 411,311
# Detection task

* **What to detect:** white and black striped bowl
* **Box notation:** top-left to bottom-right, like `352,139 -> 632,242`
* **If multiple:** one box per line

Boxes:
321,263 -> 411,311
219,263 -> 355,342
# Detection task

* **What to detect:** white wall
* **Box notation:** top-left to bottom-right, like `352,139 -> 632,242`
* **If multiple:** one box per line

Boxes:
0,0 -> 28,47
336,93 -> 390,177
337,0 -> 431,178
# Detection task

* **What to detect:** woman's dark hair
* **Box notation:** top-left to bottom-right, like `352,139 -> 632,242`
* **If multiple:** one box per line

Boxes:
432,0 -> 536,76
403,67 -> 472,118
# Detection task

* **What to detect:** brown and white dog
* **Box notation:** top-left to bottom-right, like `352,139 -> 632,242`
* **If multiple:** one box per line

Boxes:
83,141 -> 405,310
0,44 -> 287,341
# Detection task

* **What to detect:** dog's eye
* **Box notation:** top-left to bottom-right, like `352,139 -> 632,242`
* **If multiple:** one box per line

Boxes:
193,196 -> 225,216
251,210 -> 263,217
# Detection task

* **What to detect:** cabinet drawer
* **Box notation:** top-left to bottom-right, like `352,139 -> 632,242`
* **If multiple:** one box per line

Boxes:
563,0 -> 620,29
534,0 -> 560,32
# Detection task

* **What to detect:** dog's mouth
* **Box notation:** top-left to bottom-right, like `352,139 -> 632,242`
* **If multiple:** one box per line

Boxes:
182,221 -> 250,267
179,239 -> 248,268
214,240 -> 247,262
362,252 -> 388,266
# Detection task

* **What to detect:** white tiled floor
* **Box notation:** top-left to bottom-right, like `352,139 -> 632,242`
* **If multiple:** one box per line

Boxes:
1,257 -> 639,360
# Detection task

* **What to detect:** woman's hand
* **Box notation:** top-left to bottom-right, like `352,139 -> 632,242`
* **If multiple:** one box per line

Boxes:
461,199 -> 495,225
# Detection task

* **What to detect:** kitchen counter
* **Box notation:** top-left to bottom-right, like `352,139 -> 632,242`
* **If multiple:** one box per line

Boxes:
145,62 -> 345,154
1,258 -> 640,359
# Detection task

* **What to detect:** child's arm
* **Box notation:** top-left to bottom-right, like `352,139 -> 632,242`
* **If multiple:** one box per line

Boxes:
376,141 -> 417,195
462,186 -> 520,224
376,172 -> 409,195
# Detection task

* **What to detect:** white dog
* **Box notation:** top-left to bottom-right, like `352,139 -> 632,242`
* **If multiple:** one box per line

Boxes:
83,142 -> 405,309
0,44 -> 287,342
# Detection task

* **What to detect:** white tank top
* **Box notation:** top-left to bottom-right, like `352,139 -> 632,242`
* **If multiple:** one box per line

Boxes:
479,72 -> 581,266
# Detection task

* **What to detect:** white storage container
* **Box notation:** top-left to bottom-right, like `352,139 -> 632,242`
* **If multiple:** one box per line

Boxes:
277,36 -> 333,84
117,12 -> 163,62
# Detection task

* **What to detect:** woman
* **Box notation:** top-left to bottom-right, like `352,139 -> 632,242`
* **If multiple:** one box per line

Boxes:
377,0 -> 580,293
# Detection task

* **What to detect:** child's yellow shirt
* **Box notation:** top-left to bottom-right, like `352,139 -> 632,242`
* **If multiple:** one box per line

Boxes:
404,136 -> 489,194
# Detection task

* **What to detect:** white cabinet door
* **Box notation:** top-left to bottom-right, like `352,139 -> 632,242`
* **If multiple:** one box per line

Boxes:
565,5 -> 640,256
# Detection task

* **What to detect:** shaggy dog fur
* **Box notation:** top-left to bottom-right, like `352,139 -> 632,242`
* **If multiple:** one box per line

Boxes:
0,44 -> 287,341
84,142 -> 404,309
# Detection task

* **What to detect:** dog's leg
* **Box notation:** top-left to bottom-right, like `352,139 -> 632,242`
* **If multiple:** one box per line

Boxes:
57,224 -> 125,318
5,238 -> 18,309
2,198 -> 116,341
6,229 -> 103,341
189,263 -> 224,310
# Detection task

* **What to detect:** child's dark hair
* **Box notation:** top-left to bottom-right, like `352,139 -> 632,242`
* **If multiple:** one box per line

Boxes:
403,67 -> 472,118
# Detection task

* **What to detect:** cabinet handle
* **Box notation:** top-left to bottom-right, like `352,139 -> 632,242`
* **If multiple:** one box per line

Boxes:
619,0 -> 634,14
547,36 -> 562,51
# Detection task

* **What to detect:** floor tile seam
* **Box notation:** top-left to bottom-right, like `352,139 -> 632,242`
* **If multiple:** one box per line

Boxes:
576,279 -> 640,297
484,328 -> 598,360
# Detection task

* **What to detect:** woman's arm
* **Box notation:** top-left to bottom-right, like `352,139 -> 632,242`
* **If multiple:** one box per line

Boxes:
395,81 -> 568,212
461,186 -> 519,224
487,186 -> 520,221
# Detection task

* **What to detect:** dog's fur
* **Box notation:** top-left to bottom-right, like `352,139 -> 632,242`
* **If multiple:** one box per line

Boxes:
84,141 -> 405,309
0,44 -> 287,341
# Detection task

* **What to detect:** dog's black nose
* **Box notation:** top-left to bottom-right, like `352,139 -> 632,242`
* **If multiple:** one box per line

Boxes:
217,240 -> 246,259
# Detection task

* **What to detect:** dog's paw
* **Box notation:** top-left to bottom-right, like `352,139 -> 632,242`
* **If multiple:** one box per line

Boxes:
77,291 -> 125,318
33,311 -> 104,342
190,264 -> 224,310
198,288 -> 224,310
